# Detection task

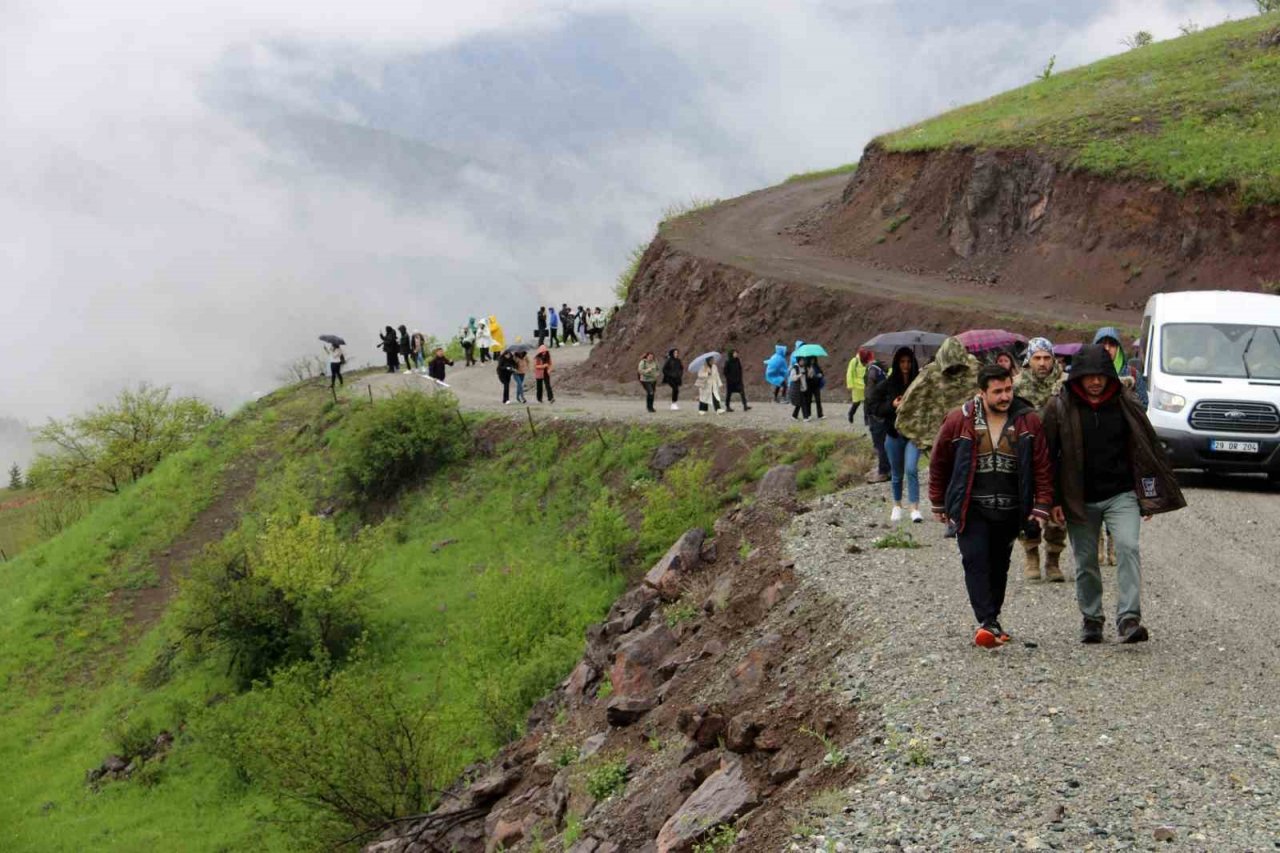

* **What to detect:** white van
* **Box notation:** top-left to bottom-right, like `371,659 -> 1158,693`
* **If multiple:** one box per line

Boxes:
1140,291 -> 1280,480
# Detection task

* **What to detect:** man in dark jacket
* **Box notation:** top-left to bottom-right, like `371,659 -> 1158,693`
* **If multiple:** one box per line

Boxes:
1041,344 -> 1186,644
930,364 -> 1054,647
723,349 -> 750,412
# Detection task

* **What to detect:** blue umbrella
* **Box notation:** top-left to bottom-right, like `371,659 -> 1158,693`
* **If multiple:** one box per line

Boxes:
687,351 -> 721,374
793,343 -> 828,358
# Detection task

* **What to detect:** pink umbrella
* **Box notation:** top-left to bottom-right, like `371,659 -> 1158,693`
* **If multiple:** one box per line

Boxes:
1053,342 -> 1084,357
955,328 -> 1027,354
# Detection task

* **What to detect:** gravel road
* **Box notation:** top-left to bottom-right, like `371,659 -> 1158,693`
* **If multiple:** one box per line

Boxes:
786,479 -> 1280,852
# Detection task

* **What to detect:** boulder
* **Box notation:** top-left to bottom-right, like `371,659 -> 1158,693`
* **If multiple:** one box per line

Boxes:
755,465 -> 797,505
644,529 -> 705,601
579,733 -> 608,760
611,625 -> 678,698
655,759 -> 759,852
485,815 -> 526,853
759,580 -> 792,610
767,748 -> 801,783
650,444 -> 689,473
606,695 -> 657,726
729,634 -> 782,698
468,767 -> 521,805
725,713 -> 762,753
566,660 -> 600,702
102,755 -> 128,773
677,705 -> 727,750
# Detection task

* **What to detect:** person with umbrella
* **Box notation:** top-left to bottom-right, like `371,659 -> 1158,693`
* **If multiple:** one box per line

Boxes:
894,336 -> 982,452
321,335 -> 346,389
496,349 -> 516,404
794,344 -> 829,419
724,349 -> 750,412
869,346 -> 923,522
379,326 -> 399,373
534,344 -> 555,403
662,349 -> 684,410
692,352 -> 725,415
638,351 -> 660,413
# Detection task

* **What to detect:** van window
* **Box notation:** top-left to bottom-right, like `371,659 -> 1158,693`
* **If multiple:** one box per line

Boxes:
1161,323 -> 1280,379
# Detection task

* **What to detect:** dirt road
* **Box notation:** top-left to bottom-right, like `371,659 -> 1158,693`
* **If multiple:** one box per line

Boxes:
664,174 -> 1142,329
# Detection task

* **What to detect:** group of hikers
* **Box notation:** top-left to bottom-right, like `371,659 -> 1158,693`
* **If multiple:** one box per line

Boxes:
534,305 -> 609,348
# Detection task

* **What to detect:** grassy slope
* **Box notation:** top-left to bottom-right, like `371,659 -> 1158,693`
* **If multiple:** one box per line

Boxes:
880,14 -> 1280,203
0,488 -> 44,560
0,380 -> 870,851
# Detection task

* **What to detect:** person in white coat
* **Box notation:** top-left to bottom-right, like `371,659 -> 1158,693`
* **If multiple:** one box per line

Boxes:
475,319 -> 494,363
696,358 -> 725,415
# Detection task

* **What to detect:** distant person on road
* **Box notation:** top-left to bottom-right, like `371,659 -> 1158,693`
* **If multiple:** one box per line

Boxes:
696,356 -> 725,415
1014,337 -> 1067,583
534,344 -> 555,403
1041,344 -> 1186,644
512,349 -> 529,404
548,306 -> 561,347
427,347 -> 454,387
460,322 -> 477,366
724,349 -> 750,412
536,307 -> 548,345
496,350 -> 515,404
398,325 -> 413,374
476,319 -> 494,363
846,348 -> 872,423
765,343 -> 788,403
929,364 -> 1054,648
379,326 -> 399,373
576,305 -> 588,343
326,342 -> 345,388
662,348 -> 684,410
638,351 -> 660,413
561,304 -> 579,345
808,357 -> 826,420
411,330 -> 428,372
788,358 -> 811,421
872,346 -> 923,523
590,307 -> 606,342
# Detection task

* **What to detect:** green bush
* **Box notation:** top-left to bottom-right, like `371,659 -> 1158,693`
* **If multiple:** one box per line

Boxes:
639,459 -> 718,560
202,659 -> 448,847
333,391 -> 470,500
578,489 -> 635,574
174,515 -> 368,687
585,758 -> 629,800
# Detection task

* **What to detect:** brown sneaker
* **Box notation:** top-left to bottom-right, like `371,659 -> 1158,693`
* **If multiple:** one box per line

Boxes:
1044,550 -> 1066,583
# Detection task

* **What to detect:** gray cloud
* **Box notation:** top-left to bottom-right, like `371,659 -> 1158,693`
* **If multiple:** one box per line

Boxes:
0,0 -> 1248,441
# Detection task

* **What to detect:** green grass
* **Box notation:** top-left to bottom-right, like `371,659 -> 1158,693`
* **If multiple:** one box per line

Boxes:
880,14 -> 1280,203
0,488 -> 44,560
0,376 -> 876,851
785,161 -> 859,183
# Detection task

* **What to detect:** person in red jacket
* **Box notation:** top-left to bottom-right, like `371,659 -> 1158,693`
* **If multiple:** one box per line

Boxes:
930,364 -> 1053,648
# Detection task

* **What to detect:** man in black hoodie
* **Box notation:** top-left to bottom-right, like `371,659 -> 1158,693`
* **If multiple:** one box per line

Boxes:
1041,344 -> 1186,644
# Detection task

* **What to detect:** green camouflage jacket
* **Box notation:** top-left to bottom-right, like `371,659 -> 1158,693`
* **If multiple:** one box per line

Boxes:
1013,361 -> 1065,410
895,337 -> 982,450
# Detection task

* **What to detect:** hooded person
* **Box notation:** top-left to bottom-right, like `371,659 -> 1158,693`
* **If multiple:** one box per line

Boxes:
488,315 -> 506,356
764,344 -> 789,402
695,355 -> 725,415
533,343 -> 554,403
846,348 -> 873,423
723,349 -> 750,411
788,340 -> 805,370
1092,327 -> 1128,379
869,346 -> 924,522
787,356 -> 812,420
476,319 -> 494,363
1013,336 -> 1068,582
379,325 -> 400,373
460,322 -> 478,366
397,325 -> 413,374
894,336 -> 983,451
662,348 -> 684,409
1041,344 -> 1186,644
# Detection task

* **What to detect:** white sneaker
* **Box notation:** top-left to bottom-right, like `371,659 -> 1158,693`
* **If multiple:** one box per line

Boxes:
715,408 -> 724,415
890,506 -> 903,523
699,410 -> 707,416
910,509 -> 924,524
504,400 -> 511,405
671,403 -> 679,411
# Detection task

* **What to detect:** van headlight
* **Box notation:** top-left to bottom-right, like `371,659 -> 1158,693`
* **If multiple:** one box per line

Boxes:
1151,387 -> 1187,413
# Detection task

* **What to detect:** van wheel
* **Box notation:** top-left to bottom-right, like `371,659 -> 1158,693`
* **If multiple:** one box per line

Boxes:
1268,471 -> 1280,485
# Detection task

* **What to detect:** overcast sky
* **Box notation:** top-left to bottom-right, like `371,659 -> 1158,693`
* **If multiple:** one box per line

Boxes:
0,0 -> 1250,457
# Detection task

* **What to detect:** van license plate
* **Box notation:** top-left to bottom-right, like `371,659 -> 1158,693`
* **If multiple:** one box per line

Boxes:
1211,440 -> 1259,453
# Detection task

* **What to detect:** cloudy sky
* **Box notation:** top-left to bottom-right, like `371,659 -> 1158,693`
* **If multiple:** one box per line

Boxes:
0,0 -> 1249,454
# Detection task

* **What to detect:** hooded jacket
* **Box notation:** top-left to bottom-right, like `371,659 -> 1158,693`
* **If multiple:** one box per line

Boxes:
488,315 -> 506,350
724,352 -> 744,390
1013,359 -> 1065,410
895,337 -> 982,450
845,351 -> 870,402
1040,344 -> 1186,522
533,345 -> 552,378
380,327 -> 399,354
764,345 -> 789,387
929,395 -> 1054,534
869,346 -> 920,438
1093,326 -> 1127,377
662,350 -> 684,387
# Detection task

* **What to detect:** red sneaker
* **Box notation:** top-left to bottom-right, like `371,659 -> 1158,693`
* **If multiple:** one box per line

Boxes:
974,627 -> 1001,648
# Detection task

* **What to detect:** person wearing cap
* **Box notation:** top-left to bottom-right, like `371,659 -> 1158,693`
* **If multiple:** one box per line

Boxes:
1041,344 -> 1186,644
1014,337 -> 1067,583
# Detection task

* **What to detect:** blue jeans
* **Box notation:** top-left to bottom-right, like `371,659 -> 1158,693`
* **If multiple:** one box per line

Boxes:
1066,490 -> 1142,624
513,374 -> 527,402
884,433 -> 920,504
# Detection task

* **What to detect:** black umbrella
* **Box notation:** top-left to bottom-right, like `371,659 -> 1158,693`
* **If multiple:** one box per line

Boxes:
861,330 -> 947,352
319,334 -> 346,346
502,342 -> 536,355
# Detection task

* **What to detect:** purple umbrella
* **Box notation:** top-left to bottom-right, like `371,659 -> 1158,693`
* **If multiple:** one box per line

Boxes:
1053,342 -> 1084,357
955,329 -> 1027,354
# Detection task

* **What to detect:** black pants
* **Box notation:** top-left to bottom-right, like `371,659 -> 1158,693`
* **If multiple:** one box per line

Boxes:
385,352 -> 398,372
564,326 -> 578,344
550,328 -> 560,347
641,381 -> 656,412
699,396 -> 722,413
463,343 -> 476,366
809,389 -> 824,418
957,513 -> 1021,626
792,399 -> 811,419
668,384 -> 680,403
848,400 -> 861,423
330,362 -> 343,387
537,376 -> 554,402
773,385 -> 784,402
501,375 -> 511,403
869,418 -> 891,474
725,389 -> 748,410
480,348 -> 490,363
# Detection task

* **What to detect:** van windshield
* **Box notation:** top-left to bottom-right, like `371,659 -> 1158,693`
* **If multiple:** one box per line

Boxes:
1161,323 -> 1280,380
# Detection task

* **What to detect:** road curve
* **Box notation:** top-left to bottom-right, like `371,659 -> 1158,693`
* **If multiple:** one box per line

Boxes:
664,174 -> 1142,329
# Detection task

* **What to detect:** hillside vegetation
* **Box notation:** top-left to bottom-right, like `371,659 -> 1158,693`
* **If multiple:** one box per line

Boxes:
881,14 -> 1280,203
0,375 -> 869,851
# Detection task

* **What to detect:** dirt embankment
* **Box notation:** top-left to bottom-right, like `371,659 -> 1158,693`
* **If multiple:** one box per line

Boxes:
565,238 -> 1071,400
800,143 -> 1280,307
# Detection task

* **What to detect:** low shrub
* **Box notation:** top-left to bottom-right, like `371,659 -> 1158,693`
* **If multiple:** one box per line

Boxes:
639,459 -> 718,560
585,758 -> 629,800
333,391 -> 470,500
577,488 -> 634,575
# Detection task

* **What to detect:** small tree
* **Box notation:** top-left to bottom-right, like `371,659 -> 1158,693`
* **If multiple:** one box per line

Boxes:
6,462 -> 21,490
1178,20 -> 1201,35
1037,55 -> 1056,81
1256,1 -> 1279,15
1121,30 -> 1154,49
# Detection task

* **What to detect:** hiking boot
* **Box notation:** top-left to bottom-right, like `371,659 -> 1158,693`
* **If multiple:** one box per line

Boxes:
1117,617 -> 1149,644
1044,551 -> 1066,583
1080,618 -> 1104,644
974,625 -> 1001,649
1023,546 -> 1042,582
